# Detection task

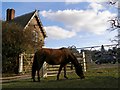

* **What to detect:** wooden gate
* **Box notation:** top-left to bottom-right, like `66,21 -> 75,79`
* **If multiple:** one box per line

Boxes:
19,53 -> 34,74
19,53 -> 46,77
45,63 -> 74,77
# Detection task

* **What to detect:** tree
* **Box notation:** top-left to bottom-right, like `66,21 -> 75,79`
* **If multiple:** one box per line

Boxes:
101,45 -> 106,54
109,0 -> 117,5
2,22 -> 41,73
108,0 -> 120,63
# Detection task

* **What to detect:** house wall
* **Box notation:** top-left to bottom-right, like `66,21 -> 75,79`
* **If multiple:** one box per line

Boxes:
26,16 -> 45,47
19,16 -> 46,73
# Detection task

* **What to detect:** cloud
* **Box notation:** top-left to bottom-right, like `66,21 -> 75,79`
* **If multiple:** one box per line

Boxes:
65,0 -> 120,9
89,2 -> 105,12
2,0 -> 109,2
44,26 -> 76,39
2,0 -> 64,2
65,0 -> 109,3
40,8 -> 116,35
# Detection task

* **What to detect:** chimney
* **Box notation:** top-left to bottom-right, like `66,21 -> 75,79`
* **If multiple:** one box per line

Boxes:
6,9 -> 15,21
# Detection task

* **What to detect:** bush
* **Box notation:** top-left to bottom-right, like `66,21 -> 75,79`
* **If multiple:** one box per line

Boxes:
117,48 -> 120,63
2,22 -> 35,73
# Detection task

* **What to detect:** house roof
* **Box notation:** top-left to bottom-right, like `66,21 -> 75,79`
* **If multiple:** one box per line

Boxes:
8,10 -> 47,38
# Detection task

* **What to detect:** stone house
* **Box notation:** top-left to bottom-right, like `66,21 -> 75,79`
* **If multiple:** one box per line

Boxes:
6,8 -> 47,73
6,8 -> 47,49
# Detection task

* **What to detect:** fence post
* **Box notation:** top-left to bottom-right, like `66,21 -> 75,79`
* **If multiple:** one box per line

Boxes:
43,62 -> 47,78
19,54 -> 23,73
82,51 -> 87,72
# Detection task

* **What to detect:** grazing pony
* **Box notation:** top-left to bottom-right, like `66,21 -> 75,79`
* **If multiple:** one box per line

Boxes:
32,48 -> 85,82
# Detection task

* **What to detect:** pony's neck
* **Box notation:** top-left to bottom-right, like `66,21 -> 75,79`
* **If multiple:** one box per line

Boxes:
70,53 -> 79,67
71,59 -> 79,67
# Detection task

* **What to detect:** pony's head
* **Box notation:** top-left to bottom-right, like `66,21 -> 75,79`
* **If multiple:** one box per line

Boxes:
75,64 -> 85,79
62,48 -> 85,79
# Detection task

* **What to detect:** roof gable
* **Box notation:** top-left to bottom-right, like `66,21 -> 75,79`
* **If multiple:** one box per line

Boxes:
9,11 -> 35,29
8,10 -> 47,38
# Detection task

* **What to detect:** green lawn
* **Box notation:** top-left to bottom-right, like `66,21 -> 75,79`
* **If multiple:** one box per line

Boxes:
2,64 -> 119,88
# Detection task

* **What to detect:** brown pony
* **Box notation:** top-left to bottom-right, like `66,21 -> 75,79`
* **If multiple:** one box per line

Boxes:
32,48 -> 85,82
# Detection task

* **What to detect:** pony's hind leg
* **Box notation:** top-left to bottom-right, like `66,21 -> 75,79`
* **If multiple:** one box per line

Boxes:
64,65 -> 68,79
32,65 -> 36,82
57,65 -> 63,80
37,62 -> 44,82
32,70 -> 36,82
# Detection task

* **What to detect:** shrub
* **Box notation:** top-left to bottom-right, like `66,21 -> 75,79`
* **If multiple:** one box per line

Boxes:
2,22 -> 36,73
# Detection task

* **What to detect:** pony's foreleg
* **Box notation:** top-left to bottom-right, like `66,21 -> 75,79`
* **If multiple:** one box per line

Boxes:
57,65 -> 63,80
64,65 -> 68,79
32,70 -> 36,82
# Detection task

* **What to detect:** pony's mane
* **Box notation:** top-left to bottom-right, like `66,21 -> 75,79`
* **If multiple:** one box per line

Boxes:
59,47 -> 66,50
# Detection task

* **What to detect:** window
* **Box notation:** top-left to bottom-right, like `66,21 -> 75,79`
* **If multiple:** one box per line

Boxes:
32,30 -> 38,43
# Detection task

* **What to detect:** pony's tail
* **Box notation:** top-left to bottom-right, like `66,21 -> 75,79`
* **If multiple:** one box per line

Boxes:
32,53 -> 37,79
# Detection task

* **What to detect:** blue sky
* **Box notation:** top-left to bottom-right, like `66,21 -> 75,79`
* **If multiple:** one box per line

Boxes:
2,1 -> 118,48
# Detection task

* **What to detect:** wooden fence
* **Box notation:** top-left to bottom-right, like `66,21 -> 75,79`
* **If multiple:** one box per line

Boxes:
43,63 -> 75,77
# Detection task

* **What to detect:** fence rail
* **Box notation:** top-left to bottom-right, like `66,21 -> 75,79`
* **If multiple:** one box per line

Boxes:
44,63 -> 75,77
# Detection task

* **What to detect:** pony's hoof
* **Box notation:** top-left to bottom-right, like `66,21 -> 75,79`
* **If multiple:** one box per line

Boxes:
33,80 -> 36,82
66,77 -> 68,79
80,77 -> 85,79
38,80 -> 40,82
57,78 -> 59,80
57,76 -> 59,80
64,76 -> 68,79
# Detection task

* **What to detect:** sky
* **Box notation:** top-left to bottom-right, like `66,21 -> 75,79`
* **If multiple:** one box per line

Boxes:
1,1 -> 118,49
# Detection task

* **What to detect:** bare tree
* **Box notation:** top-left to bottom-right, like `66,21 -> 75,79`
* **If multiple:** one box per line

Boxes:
109,17 -> 120,30
107,0 -> 120,63
109,0 -> 117,5
108,0 -> 120,47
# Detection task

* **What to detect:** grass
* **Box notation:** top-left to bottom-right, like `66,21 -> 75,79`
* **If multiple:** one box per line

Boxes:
2,64 -> 119,88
